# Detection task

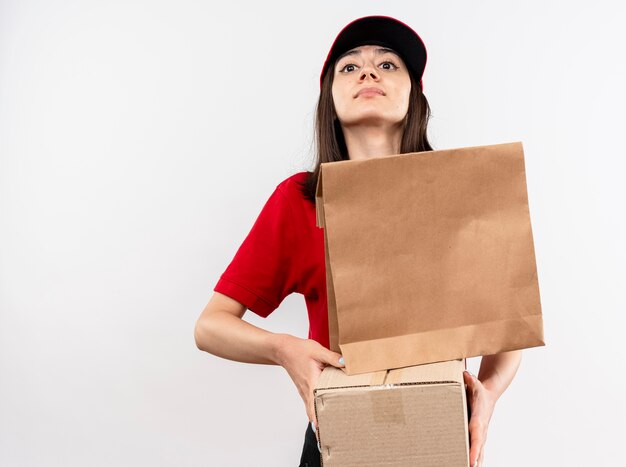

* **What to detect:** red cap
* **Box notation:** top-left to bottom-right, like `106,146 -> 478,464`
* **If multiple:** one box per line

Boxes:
320,15 -> 427,91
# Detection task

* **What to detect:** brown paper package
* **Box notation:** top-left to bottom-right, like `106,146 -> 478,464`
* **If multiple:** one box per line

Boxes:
315,141 -> 544,375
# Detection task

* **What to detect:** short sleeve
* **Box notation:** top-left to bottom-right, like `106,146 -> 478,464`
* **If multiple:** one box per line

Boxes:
213,185 -> 300,318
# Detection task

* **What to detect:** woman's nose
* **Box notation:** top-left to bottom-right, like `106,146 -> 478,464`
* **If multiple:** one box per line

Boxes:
359,64 -> 379,81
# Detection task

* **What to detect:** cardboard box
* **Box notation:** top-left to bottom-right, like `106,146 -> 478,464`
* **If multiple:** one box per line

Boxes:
314,359 -> 469,466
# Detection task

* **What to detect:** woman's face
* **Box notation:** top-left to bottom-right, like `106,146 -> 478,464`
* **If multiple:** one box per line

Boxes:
331,44 -> 411,128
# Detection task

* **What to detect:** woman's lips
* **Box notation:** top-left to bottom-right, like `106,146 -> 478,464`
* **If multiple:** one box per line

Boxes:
356,87 -> 385,97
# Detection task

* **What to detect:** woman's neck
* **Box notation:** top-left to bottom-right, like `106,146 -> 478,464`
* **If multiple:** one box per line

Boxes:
342,123 -> 403,161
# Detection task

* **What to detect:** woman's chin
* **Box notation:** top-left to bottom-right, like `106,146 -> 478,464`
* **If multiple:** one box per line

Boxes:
340,113 -> 405,128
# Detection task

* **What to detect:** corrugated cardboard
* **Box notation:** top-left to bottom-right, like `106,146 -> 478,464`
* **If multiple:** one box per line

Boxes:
315,141 -> 544,375
314,359 -> 469,467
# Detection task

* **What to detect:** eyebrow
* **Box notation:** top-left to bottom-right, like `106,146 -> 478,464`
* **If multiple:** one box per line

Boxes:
336,47 -> 399,63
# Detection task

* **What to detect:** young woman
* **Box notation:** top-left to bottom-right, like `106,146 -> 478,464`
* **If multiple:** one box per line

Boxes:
194,15 -> 522,467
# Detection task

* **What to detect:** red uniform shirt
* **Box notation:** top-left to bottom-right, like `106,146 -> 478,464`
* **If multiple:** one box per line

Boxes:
213,171 -> 330,349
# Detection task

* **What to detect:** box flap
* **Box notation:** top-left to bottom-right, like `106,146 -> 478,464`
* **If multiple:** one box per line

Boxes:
315,366 -> 387,391
314,359 -> 465,393
386,359 -> 464,385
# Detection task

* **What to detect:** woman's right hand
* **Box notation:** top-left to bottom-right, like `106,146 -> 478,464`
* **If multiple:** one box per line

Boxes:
274,334 -> 345,436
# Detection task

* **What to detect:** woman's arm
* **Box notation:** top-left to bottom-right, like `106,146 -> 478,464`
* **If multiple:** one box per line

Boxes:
463,350 -> 522,467
194,291 -> 284,365
478,350 -> 523,399
194,291 -> 344,430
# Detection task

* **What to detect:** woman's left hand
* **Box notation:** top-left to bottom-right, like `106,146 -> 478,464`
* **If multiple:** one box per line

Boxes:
463,370 -> 498,467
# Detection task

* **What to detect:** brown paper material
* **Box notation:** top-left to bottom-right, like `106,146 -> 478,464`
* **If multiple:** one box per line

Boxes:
316,141 -> 544,375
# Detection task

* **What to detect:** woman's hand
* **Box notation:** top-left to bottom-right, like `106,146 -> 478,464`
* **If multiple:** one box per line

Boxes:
274,334 -> 344,435
463,370 -> 498,467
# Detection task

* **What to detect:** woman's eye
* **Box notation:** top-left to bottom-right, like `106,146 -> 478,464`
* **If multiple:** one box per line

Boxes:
339,63 -> 358,73
380,61 -> 398,70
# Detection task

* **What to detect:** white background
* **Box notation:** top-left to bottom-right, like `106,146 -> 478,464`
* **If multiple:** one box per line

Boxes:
1,1 -> 625,466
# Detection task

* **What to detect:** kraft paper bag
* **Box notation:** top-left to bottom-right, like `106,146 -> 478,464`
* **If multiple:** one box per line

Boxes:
315,141 -> 544,375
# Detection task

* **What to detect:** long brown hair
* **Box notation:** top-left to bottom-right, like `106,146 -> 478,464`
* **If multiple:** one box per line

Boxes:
297,59 -> 434,204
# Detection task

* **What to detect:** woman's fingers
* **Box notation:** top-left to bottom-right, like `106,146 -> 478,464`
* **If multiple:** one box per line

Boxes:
463,370 -> 493,467
463,370 -> 477,392
306,345 -> 343,446
278,338 -> 345,449
318,348 -> 345,368
306,385 -> 321,449
464,371 -> 479,465
306,390 -> 317,429
469,426 -> 483,466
